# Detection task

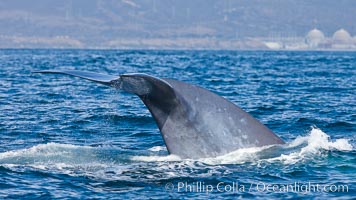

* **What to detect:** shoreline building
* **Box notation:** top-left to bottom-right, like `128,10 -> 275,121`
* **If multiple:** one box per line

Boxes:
260,28 -> 355,50
332,29 -> 354,49
305,28 -> 326,49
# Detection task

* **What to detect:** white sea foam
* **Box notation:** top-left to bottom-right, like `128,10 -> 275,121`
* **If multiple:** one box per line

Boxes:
148,146 -> 166,152
200,145 -> 273,165
132,154 -> 181,162
0,143 -> 117,174
132,127 -> 353,165
0,128 -> 353,170
0,143 -> 90,158
265,127 -> 353,164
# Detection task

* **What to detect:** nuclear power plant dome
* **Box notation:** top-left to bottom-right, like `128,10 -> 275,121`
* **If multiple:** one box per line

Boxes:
332,29 -> 352,44
306,29 -> 325,41
305,28 -> 325,48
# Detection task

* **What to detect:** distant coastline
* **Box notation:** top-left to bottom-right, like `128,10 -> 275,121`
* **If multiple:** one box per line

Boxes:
1,30 -> 355,51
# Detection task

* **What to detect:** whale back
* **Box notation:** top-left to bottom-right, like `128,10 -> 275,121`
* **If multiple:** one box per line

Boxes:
156,79 -> 284,158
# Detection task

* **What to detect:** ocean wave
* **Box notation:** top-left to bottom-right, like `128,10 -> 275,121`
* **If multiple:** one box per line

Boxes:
0,128 -> 352,172
0,143 -> 125,173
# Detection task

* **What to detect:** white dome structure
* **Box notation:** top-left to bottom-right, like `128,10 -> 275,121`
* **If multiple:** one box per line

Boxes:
332,29 -> 352,44
305,28 -> 325,48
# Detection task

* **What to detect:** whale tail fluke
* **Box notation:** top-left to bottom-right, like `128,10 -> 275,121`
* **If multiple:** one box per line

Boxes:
34,70 -> 284,159
32,70 -> 119,86
33,70 -> 175,98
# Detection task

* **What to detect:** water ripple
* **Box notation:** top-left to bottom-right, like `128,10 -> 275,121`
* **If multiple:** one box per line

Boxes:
0,50 -> 355,199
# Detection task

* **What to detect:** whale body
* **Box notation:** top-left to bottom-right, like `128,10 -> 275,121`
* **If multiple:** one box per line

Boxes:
35,70 -> 284,159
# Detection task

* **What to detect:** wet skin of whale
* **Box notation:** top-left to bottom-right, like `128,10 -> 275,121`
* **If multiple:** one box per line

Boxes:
34,70 -> 284,159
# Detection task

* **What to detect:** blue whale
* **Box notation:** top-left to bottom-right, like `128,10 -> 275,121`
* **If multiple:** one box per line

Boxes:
35,70 -> 284,159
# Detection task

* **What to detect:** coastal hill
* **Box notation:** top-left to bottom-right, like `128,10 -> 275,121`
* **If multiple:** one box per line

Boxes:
0,0 -> 354,49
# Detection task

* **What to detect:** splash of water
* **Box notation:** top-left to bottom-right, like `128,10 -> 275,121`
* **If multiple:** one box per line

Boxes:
0,143 -> 124,174
0,128 -> 352,171
133,127 -> 353,165
267,127 -> 353,165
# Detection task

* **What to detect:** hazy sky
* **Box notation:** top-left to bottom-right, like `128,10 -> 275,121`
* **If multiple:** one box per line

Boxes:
0,0 -> 355,48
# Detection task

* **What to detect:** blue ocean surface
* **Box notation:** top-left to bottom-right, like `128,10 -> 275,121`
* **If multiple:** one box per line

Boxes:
0,49 -> 355,199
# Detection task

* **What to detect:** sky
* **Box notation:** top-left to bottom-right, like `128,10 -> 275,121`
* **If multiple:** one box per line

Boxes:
0,0 -> 355,49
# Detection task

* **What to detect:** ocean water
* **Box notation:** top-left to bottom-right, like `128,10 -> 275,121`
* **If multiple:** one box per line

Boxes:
0,49 -> 355,199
